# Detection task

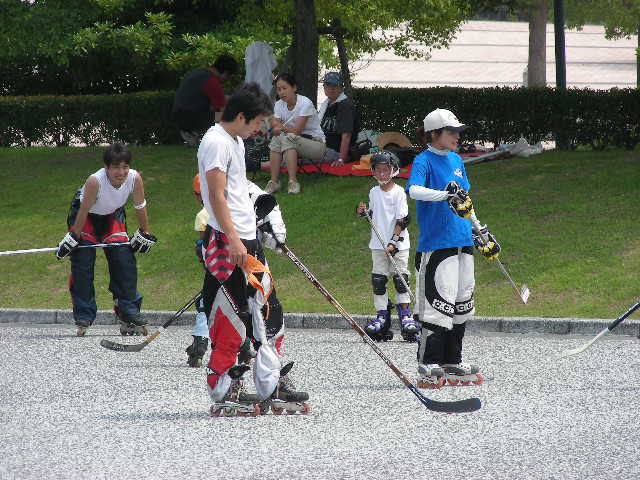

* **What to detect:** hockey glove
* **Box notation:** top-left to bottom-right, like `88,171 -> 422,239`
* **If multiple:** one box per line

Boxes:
356,202 -> 371,218
56,231 -> 79,259
386,233 -> 403,257
445,181 -> 474,218
254,193 -> 277,225
130,229 -> 157,254
259,207 -> 286,252
472,226 -> 501,260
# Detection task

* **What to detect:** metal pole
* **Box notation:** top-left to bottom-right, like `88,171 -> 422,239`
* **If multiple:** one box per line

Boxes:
553,0 -> 566,90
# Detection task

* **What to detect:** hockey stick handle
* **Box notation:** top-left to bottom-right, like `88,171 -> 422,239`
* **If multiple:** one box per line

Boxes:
160,291 -> 203,329
362,210 -> 415,302
0,242 -> 130,257
468,211 -> 529,304
608,301 -> 640,331
280,245 -> 413,385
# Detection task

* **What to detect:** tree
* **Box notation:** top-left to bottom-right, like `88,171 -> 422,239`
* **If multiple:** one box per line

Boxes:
0,0 -> 472,100
470,0 -> 639,88
565,0 -> 640,86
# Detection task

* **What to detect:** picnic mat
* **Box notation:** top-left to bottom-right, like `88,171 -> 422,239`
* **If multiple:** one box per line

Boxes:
260,151 -> 497,179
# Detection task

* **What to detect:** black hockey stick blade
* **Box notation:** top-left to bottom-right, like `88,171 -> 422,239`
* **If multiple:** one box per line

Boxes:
100,330 -> 163,352
408,384 -> 481,413
100,292 -> 202,353
280,244 -> 481,414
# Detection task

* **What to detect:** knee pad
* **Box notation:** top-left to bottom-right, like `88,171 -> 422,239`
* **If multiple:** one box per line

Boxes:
371,273 -> 387,296
392,273 -> 409,294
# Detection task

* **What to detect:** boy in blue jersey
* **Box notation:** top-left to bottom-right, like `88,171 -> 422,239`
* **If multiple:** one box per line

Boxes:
406,108 -> 491,389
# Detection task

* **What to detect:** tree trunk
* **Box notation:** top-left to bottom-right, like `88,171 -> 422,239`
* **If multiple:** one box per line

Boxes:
293,0 -> 319,105
527,0 -> 548,87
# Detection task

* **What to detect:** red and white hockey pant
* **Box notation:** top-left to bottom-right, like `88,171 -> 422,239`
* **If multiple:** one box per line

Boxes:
202,232 -> 284,402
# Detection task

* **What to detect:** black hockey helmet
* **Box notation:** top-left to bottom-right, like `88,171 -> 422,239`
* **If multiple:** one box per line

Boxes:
370,149 -> 400,171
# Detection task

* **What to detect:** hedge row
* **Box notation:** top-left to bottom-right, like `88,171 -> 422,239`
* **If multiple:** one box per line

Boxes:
0,91 -> 178,147
0,87 -> 638,149
353,86 -> 640,151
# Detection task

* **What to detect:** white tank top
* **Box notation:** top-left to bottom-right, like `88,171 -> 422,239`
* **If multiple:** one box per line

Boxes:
80,168 -> 137,215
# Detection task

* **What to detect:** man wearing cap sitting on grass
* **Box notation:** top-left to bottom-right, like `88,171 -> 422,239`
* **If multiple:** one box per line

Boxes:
318,71 -> 360,166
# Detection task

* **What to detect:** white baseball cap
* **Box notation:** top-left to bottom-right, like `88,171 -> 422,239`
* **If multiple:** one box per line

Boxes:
423,108 -> 468,132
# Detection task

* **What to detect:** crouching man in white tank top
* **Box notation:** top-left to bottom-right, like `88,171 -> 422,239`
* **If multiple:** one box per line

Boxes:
55,143 -> 158,337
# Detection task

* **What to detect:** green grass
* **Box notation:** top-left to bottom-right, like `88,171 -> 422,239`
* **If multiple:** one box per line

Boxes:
0,146 -> 638,319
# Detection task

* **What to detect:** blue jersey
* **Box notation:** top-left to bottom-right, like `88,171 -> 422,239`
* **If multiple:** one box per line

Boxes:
405,149 -> 473,252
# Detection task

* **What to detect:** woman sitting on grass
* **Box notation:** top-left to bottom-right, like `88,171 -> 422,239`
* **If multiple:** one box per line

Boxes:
264,73 -> 326,195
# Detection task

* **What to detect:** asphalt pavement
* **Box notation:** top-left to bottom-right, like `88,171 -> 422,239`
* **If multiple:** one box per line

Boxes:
1,322 -> 639,480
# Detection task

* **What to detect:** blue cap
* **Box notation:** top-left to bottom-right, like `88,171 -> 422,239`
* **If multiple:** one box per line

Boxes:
322,72 -> 344,86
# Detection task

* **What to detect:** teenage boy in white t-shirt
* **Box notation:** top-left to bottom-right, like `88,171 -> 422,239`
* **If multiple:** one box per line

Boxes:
356,150 -> 419,343
198,83 -> 309,417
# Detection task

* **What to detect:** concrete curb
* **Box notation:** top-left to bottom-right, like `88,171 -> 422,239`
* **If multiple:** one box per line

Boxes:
0,308 -> 639,337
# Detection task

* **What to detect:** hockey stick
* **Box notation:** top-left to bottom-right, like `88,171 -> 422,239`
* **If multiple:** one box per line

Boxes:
469,213 -> 530,304
362,210 -> 415,303
100,291 -> 203,352
280,244 -> 481,414
556,301 -> 640,359
0,242 -> 130,257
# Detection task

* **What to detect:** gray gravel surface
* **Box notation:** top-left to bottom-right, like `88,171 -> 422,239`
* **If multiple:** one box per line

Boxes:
1,323 -> 639,480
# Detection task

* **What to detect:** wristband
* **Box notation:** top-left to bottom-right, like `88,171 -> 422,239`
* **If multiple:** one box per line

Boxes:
134,199 -> 147,210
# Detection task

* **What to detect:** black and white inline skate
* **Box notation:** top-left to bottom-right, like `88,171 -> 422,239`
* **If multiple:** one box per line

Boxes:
209,365 -> 262,417
364,301 -> 394,342
261,361 -> 311,415
114,303 -> 148,336
398,306 -> 419,342
441,363 -> 484,386
185,335 -> 208,367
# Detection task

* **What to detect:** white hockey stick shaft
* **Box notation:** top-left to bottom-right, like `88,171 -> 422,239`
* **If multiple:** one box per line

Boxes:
469,212 -> 529,304
363,209 -> 415,303
556,301 -> 640,359
0,242 -> 130,257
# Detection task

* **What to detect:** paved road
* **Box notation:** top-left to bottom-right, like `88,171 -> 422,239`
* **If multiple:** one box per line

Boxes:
1,324 -> 639,480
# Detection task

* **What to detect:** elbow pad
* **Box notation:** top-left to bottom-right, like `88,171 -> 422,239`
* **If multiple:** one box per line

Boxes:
396,214 -> 410,230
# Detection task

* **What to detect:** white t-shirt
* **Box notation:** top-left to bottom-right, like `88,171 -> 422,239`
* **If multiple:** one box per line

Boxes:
197,124 -> 256,240
274,94 -> 325,140
368,183 -> 410,251
80,167 -> 137,215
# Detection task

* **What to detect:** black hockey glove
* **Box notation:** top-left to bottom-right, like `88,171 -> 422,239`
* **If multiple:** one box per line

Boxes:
56,231 -> 79,259
386,233 -> 403,257
472,226 -> 501,260
130,229 -> 157,254
445,181 -> 474,219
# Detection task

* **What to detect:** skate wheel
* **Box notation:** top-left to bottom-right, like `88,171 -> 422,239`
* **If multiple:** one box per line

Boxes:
251,405 -> 261,416
460,380 -> 471,386
472,374 -> 484,386
447,379 -> 460,386
417,379 -> 445,390
209,406 -> 222,417
301,403 -> 311,415
271,406 -> 284,415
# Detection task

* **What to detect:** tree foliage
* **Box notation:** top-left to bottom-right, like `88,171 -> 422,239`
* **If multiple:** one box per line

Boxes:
0,0 -> 472,95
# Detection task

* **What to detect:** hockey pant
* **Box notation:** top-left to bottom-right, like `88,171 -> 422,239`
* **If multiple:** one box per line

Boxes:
371,249 -> 411,311
66,192 -> 141,326
202,229 -> 284,402
415,247 -> 474,365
